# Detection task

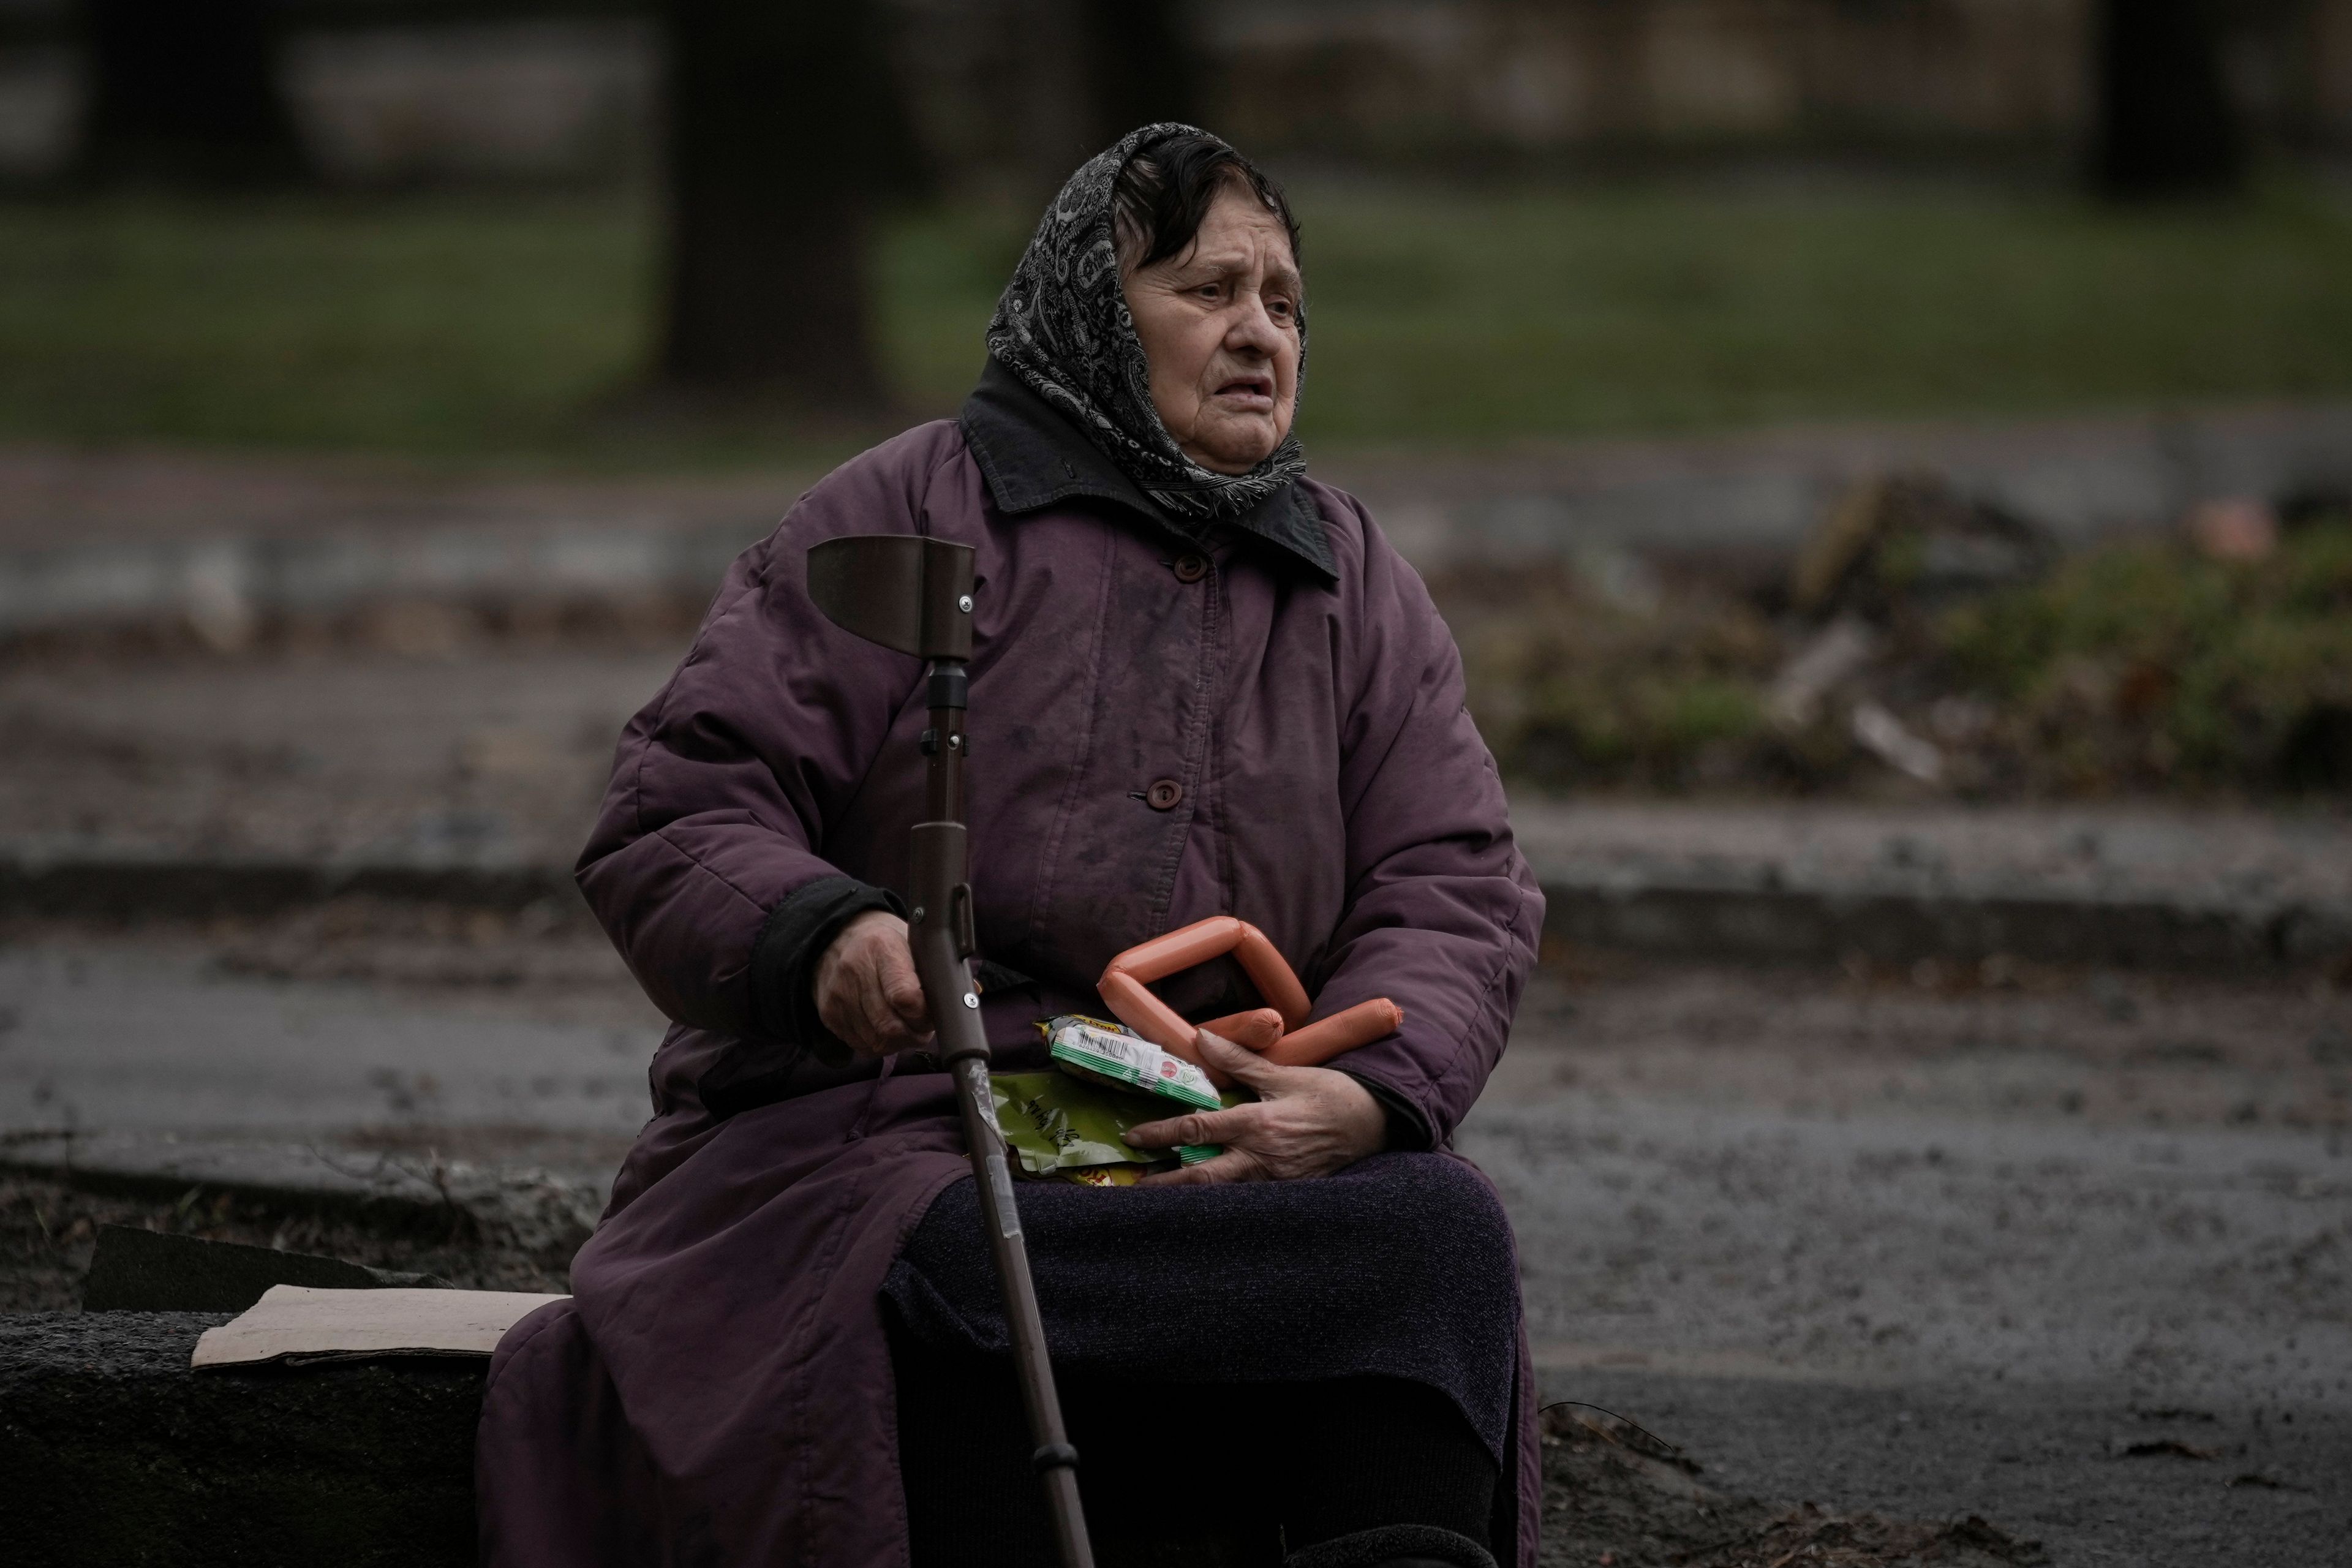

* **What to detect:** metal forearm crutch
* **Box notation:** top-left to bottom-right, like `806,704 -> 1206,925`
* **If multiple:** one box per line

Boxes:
807,533 -> 1095,1568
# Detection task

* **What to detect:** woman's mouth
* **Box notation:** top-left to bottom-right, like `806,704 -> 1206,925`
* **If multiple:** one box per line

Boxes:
1212,374 -> 1275,409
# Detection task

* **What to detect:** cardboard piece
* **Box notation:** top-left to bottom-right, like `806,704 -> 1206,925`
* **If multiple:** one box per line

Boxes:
191,1284 -> 567,1369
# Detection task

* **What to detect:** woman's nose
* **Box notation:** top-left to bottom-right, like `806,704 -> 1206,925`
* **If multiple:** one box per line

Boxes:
1224,293 -> 1285,356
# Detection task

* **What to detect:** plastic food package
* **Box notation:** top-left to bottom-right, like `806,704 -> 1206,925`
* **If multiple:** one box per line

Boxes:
1040,1015 -> 1221,1112
989,1069 -> 1227,1180
990,1071 -> 1166,1176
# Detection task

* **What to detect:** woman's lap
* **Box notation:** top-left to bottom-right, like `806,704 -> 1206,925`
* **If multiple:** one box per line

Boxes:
882,1150 -> 1523,1463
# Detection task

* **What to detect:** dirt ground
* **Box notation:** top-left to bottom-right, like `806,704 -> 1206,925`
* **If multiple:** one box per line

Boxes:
2,905 -> 2345,1564
1481,951 -> 2350,1567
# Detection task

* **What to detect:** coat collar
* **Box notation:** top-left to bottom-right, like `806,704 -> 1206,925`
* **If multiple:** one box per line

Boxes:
957,358 -> 1338,582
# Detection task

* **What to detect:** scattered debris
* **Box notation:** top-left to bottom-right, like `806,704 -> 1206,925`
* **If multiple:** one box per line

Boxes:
1572,541 -> 1665,615
1537,1404 -> 2046,1567
2185,498 -> 2279,563
1679,1504 -> 2046,1568
1439,477 -> 2352,799
1545,1401 -> 1702,1474
1791,473 -> 2054,624
1768,617 -> 1879,731
1850,701 -> 1944,785
2115,1438 -> 2218,1460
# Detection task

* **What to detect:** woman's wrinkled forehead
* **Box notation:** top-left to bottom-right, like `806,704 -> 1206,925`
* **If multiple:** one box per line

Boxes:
1187,200 -> 1298,279
1109,133 -> 1302,277
1122,183 -> 1300,290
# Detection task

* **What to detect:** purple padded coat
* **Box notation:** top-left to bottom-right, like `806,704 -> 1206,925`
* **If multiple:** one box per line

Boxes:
474,364 -> 1547,1567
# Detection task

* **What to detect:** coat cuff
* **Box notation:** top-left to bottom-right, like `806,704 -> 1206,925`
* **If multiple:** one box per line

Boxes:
1338,1069 -> 1434,1153
749,875 -> 907,1065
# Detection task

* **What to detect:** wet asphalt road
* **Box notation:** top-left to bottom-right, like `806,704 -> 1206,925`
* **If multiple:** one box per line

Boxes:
1,923 -> 2346,1566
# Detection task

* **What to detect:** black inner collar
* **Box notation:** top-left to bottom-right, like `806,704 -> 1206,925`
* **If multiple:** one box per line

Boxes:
958,359 -> 1338,581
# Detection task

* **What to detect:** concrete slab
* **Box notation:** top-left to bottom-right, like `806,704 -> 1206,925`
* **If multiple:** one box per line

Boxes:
0,1311 -> 481,1567
6,796 -> 2345,965
1512,799 -> 2352,967
9,402 -> 2351,636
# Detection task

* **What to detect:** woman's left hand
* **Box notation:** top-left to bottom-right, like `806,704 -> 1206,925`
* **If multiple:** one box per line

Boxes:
1125,1029 -> 1389,1185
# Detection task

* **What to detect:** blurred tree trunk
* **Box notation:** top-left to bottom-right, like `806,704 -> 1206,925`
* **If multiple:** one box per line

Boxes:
78,0 -> 311,185
996,0 -> 1203,219
1080,0 -> 1203,145
2092,0 -> 2245,198
658,0 -> 905,405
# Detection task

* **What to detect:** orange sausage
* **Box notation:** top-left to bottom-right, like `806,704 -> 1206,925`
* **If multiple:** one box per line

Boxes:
1101,917 -> 1313,1031
1102,917 -> 1245,982
1095,970 -> 1196,1056
1197,1008 -> 1284,1052
1259,998 -> 1406,1068
1229,923 -> 1312,1030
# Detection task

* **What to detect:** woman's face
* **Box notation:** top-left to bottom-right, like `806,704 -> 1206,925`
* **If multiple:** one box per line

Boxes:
1121,187 -> 1302,475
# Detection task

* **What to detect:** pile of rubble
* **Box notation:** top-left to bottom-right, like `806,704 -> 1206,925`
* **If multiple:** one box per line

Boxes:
1537,1403 -> 2046,1567
1442,474 -> 2352,799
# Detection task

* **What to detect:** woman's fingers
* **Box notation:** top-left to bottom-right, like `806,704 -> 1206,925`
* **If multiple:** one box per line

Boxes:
1137,1148 -> 1267,1186
885,972 -> 933,1034
876,940 -> 935,1038
1123,1104 -> 1255,1150
858,973 -> 916,1052
813,911 -> 936,1055
1127,1061 -> 1387,1183
1190,1027 -> 1286,1088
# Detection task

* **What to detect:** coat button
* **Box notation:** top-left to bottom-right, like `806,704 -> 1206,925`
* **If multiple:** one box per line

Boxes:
1145,778 -> 1184,810
1172,552 -> 1210,583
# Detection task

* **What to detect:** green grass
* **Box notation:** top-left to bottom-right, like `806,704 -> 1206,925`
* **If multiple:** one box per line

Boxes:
0,193 -> 652,458
1940,517 -> 2352,791
1292,176 -> 2352,441
4,173 -> 2351,465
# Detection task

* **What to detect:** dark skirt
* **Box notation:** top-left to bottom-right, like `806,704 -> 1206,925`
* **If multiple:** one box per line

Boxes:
883,1152 -> 1523,1465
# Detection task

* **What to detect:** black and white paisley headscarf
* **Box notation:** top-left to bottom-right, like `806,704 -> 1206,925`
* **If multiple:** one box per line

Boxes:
985,123 -> 1307,522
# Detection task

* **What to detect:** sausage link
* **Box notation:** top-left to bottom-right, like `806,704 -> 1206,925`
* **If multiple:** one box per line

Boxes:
1196,1008 -> 1284,1051
1099,917 -> 1245,982
1229,922 -> 1312,1030
1259,998 -> 1406,1068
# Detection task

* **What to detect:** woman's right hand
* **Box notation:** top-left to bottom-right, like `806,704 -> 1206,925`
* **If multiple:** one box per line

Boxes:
813,910 -> 935,1056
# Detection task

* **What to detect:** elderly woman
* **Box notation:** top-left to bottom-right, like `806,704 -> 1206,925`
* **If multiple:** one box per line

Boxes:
477,125 -> 1544,1568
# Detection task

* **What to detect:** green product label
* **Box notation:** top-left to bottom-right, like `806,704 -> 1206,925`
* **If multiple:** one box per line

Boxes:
1044,1020 -> 1222,1112
990,1072 -> 1169,1175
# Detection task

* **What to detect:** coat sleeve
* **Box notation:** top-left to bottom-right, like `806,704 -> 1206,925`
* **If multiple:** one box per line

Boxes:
1304,502 -> 1545,1148
574,432 -> 953,1059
